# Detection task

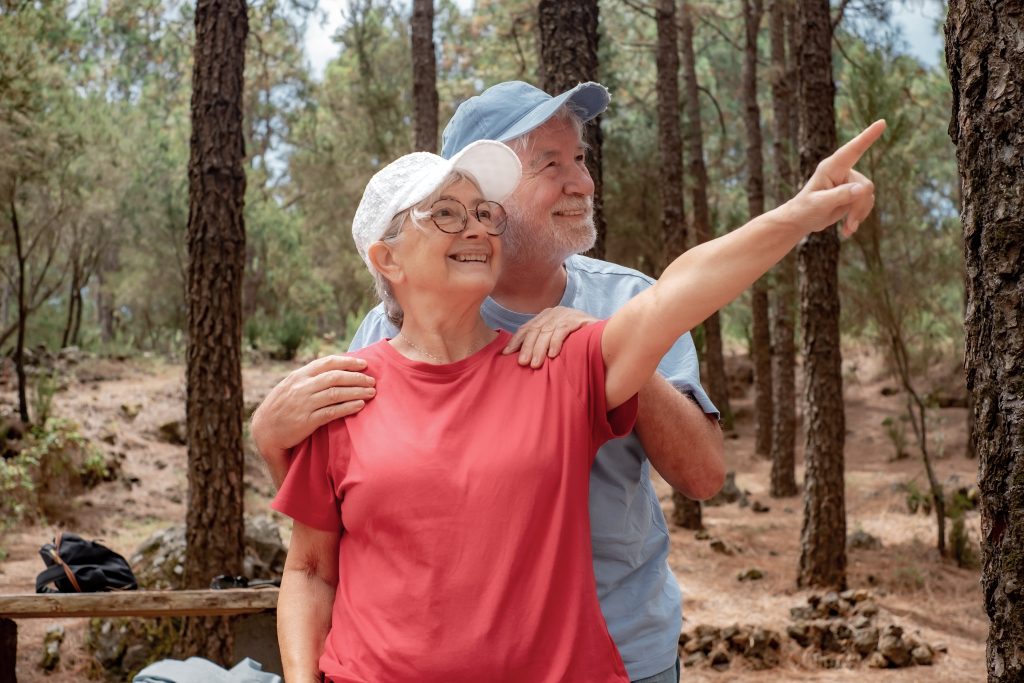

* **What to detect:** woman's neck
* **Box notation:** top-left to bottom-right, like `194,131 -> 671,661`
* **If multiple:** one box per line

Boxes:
392,305 -> 496,364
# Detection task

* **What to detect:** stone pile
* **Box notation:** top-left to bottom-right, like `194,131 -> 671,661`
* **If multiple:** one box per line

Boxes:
678,624 -> 784,671
786,590 -> 942,669
678,590 -> 943,672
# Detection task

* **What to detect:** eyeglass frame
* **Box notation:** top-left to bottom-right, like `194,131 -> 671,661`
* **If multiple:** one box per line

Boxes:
427,197 -> 508,236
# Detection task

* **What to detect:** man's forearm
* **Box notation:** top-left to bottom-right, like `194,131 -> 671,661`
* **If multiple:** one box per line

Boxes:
635,374 -> 725,500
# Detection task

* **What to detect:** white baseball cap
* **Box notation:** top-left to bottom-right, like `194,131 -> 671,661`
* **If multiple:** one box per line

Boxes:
351,140 -> 522,269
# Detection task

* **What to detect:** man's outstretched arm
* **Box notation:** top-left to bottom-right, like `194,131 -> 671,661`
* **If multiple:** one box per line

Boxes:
251,355 -> 376,488
635,374 -> 725,500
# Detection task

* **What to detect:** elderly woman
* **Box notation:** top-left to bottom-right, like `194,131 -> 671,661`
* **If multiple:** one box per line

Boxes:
274,124 -> 884,682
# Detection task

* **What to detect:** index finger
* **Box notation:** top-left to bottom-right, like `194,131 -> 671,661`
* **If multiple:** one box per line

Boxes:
306,354 -> 368,375
827,119 -> 887,172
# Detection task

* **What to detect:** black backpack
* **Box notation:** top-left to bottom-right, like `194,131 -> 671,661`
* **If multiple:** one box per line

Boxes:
36,532 -> 138,593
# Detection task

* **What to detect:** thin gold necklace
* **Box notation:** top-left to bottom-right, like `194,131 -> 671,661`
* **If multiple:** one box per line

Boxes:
397,333 -> 446,364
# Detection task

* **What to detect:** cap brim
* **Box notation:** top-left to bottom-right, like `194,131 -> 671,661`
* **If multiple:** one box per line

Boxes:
497,82 -> 610,144
400,141 -> 522,212
448,140 -> 522,202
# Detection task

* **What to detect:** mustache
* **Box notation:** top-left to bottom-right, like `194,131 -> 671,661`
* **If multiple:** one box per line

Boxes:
552,197 -> 593,214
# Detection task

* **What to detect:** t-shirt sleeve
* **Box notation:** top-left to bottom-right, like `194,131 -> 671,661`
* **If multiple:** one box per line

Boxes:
657,331 -> 720,418
562,320 -> 639,449
271,422 -> 346,532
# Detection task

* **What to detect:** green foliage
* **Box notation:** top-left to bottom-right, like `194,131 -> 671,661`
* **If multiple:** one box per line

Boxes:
0,417 -> 113,534
881,415 -> 909,460
0,0 -> 961,371
32,369 -> 60,427
903,480 -> 931,515
271,311 -> 311,361
946,490 -> 979,569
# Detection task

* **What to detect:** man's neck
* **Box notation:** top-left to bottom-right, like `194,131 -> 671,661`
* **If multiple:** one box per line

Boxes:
491,257 -> 570,314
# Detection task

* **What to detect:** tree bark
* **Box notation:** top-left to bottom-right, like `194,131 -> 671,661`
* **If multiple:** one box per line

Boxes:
180,0 -> 248,663
680,0 -> 732,429
537,0 -> 605,259
795,0 -> 845,590
656,0 -> 686,267
411,0 -> 438,153
946,3 -> 1024,680
742,0 -> 773,457
768,0 -> 798,497
672,490 -> 702,530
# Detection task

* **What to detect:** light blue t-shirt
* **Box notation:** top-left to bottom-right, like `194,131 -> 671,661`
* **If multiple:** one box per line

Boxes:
349,254 -> 718,680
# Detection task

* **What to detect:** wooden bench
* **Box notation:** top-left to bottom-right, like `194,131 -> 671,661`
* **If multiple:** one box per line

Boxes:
0,588 -> 280,682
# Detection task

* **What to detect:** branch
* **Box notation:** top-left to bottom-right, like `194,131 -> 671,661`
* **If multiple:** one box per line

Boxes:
832,0 -> 852,30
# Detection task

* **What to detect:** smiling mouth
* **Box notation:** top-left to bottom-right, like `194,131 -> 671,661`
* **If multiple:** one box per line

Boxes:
553,209 -> 586,217
449,254 -> 489,263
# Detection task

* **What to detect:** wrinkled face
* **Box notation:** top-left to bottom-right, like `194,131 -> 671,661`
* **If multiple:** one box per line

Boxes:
386,178 -> 503,304
502,117 -> 596,266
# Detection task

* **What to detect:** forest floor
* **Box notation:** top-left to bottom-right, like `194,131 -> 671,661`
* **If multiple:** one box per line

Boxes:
0,346 -> 986,682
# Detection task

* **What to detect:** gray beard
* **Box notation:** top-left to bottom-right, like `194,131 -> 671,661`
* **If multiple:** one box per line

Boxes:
502,201 -> 597,270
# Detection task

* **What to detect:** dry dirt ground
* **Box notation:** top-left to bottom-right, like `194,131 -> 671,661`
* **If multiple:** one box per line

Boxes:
0,348 -> 986,682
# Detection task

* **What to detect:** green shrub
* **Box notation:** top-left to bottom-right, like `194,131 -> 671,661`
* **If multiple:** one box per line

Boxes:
272,312 -> 311,361
0,418 -> 115,528
947,491 -> 979,569
882,415 -> 909,460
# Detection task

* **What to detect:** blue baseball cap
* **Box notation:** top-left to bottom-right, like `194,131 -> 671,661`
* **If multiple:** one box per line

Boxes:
441,81 -> 610,159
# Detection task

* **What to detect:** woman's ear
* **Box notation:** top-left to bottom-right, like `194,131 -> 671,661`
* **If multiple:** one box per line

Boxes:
368,241 -> 404,285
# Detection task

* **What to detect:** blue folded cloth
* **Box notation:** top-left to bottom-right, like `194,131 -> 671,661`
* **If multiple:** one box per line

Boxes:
132,656 -> 281,683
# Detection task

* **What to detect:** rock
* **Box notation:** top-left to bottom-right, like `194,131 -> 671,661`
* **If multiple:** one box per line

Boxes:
854,600 -> 879,618
738,568 -> 764,581
751,500 -> 770,513
704,472 -> 747,507
57,346 -> 83,364
91,518 -> 288,678
852,614 -> 873,630
879,625 -> 911,667
157,419 -> 186,445
694,528 -> 710,540
122,643 -> 150,673
935,642 -> 949,654
841,588 -> 871,603
120,403 -> 143,420
820,591 -> 842,615
708,643 -> 731,671
40,625 -> 64,671
912,644 -> 935,665
847,529 -> 883,550
852,626 -> 879,655
709,538 -> 735,555
790,605 -> 815,620
867,651 -> 889,668
683,651 -> 706,668
88,619 -> 129,668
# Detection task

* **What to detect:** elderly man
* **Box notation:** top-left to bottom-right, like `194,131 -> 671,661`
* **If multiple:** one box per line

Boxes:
254,81 -> 725,683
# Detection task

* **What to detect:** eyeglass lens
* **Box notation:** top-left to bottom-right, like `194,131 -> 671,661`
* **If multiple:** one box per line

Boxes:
430,199 -> 507,236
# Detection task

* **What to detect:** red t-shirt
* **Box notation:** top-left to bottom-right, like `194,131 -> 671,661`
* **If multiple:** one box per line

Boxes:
273,321 -> 637,683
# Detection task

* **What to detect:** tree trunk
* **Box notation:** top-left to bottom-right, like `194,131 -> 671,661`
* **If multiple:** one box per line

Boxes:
795,0 -> 845,590
411,0 -> 438,153
656,0 -> 686,267
537,0 -> 605,259
946,4 -> 1024,680
8,192 -> 29,425
179,0 -> 248,663
672,490 -> 702,530
742,0 -> 772,457
768,0 -> 798,497
61,259 -> 80,349
680,0 -> 732,429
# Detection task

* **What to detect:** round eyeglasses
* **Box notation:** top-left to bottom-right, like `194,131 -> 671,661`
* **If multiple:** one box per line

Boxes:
429,198 -> 507,236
